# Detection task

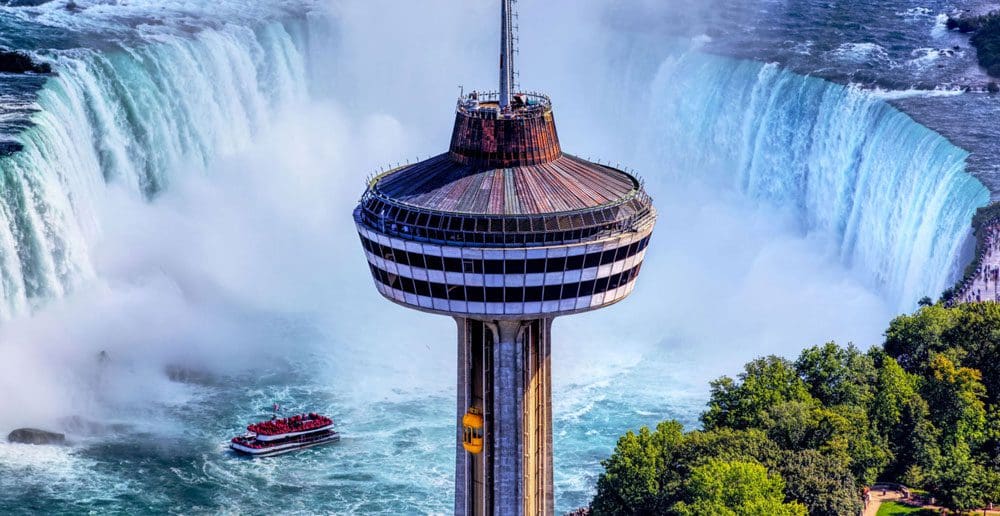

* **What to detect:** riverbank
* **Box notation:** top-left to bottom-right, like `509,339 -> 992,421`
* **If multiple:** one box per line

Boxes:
947,11 -> 1000,79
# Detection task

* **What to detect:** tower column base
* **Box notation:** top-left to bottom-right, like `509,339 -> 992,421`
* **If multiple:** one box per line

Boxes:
455,318 -> 554,516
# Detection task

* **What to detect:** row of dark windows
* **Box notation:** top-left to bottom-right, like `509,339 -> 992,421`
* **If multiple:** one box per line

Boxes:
368,262 -> 643,304
356,211 -> 649,247
354,195 -> 654,248
362,195 -> 645,233
359,235 -> 650,275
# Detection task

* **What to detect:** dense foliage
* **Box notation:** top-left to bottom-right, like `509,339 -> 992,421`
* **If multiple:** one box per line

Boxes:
591,303 -> 1000,515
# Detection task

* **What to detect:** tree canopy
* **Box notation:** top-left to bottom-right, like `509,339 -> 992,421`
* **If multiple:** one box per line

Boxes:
591,303 -> 1000,515
673,460 -> 806,516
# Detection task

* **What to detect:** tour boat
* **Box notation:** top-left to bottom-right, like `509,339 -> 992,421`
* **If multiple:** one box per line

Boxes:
230,413 -> 339,457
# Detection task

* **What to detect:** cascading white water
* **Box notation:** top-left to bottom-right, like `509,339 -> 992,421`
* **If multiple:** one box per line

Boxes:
0,19 -> 314,318
643,52 -> 991,309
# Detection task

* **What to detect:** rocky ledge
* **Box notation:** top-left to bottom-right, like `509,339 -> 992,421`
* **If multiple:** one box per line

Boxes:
7,428 -> 67,445
947,12 -> 1000,78
0,50 -> 51,74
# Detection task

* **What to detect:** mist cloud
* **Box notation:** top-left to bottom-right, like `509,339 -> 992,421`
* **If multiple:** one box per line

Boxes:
0,0 -> 896,440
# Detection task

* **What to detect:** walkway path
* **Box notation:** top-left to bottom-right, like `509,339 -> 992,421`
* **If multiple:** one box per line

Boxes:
863,485 -> 1000,515
862,487 -> 901,516
955,222 -> 1000,304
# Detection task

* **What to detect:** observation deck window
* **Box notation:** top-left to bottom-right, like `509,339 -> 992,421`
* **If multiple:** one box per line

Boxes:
546,257 -> 566,271
484,260 -> 504,275
486,288 -> 504,303
425,255 -> 444,270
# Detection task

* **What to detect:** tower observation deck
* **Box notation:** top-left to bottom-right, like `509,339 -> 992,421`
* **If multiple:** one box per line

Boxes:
353,2 -> 656,514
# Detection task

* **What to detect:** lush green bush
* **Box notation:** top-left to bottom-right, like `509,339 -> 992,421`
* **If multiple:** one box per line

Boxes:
591,304 -> 1000,515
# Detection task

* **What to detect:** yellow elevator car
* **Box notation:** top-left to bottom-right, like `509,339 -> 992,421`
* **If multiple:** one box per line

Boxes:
462,407 -> 484,454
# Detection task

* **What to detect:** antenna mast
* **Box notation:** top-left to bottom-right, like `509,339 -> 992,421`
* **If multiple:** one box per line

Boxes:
499,0 -> 516,110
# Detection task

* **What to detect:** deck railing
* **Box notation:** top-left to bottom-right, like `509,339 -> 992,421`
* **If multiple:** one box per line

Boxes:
456,91 -> 552,120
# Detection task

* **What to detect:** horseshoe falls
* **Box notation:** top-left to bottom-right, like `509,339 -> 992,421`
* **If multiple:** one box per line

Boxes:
0,12 -> 316,318
642,52 -> 990,310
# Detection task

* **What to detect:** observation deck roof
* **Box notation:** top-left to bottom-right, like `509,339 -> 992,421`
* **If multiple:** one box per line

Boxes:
372,153 -> 638,216
354,90 -> 655,248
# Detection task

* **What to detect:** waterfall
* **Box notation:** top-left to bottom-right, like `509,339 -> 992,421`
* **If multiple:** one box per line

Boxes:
0,12 -> 989,318
0,18 -> 317,318
644,52 -> 991,309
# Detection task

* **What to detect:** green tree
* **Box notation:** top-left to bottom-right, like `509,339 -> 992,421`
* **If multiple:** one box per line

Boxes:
776,450 -> 861,516
794,343 -> 876,407
590,421 -> 682,515
884,304 -> 959,373
703,356 -> 814,431
930,442 -> 991,510
923,354 -> 987,449
869,352 -> 919,435
906,418 -> 943,486
673,427 -> 780,476
950,303 -> 1000,404
763,400 -> 825,450
673,459 -> 806,516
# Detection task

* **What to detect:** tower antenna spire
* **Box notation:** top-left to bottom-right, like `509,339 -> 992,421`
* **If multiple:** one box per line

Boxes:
499,0 -> 515,110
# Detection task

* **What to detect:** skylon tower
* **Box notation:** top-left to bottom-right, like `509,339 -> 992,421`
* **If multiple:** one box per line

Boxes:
353,2 -> 657,514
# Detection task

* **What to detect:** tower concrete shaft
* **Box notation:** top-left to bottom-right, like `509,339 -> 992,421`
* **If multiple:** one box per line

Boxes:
455,318 -> 554,516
